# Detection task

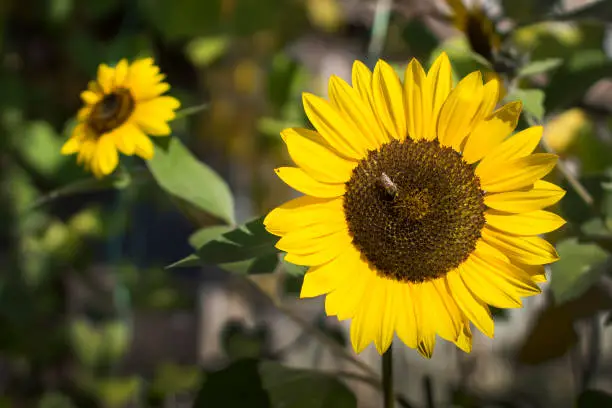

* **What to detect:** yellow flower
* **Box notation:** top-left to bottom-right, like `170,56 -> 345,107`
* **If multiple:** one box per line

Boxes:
265,53 -> 566,358
61,58 -> 181,178
446,0 -> 501,62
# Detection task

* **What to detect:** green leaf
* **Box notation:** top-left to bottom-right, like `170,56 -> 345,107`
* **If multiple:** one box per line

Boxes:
193,359 -> 357,408
577,390 -> 612,408
260,362 -> 357,408
189,225 -> 234,249
91,377 -> 141,408
505,89 -> 545,121
197,216 -> 278,264
281,253 -> 307,276
147,137 -> 235,225
38,392 -> 76,408
550,238 -> 610,304
70,320 -> 102,367
150,363 -> 202,397
167,221 -> 279,274
544,49 -> 612,112
186,36 -> 230,67
517,58 -> 562,78
166,253 -> 200,269
193,359 -> 270,408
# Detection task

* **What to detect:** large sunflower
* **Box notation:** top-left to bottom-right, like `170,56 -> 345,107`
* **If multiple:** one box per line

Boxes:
264,53 -> 565,358
61,58 -> 180,178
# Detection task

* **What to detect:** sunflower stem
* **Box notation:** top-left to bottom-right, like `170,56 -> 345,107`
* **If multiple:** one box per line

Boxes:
382,343 -> 395,408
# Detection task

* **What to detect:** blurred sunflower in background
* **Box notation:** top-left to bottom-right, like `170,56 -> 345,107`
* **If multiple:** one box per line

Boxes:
445,0 -> 502,63
265,52 -> 566,358
61,58 -> 181,178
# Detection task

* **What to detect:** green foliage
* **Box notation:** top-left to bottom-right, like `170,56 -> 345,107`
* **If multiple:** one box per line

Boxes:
193,359 -> 357,408
148,137 -> 235,225
505,89 -> 546,121
550,238 -> 609,304
516,58 -> 562,78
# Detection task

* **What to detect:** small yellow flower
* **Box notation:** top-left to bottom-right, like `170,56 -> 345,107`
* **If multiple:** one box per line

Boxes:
62,58 -> 181,178
265,53 -> 566,358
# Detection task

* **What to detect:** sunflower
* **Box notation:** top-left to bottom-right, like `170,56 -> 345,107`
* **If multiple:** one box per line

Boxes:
445,0 -> 501,63
61,58 -> 180,178
264,53 -> 565,357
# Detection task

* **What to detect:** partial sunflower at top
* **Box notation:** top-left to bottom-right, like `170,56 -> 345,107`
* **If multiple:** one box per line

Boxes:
265,53 -> 565,358
62,58 -> 181,178
444,0 -> 502,64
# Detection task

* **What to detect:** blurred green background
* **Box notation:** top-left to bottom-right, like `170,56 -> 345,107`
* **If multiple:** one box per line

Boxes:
2,0 -> 612,407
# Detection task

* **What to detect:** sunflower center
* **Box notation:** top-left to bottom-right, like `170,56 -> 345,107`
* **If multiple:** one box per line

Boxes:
344,139 -> 486,283
88,88 -> 135,135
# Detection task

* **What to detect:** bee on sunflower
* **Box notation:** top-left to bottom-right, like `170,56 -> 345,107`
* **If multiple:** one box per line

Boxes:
61,58 -> 181,178
265,53 -> 565,358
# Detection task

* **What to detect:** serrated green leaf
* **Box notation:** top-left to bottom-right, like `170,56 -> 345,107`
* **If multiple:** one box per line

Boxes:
147,137 -> 235,225
550,238 -> 610,304
505,89 -> 545,120
167,221 -> 279,274
517,58 -> 562,77
197,216 -> 278,264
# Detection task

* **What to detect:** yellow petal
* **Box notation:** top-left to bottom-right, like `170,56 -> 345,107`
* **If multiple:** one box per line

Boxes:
275,220 -> 348,253
349,273 -> 383,353
283,231 -> 352,266
484,180 -> 566,213
446,268 -> 494,338
412,284 -> 436,358
80,90 -> 101,105
373,60 -> 407,141
97,63 -> 115,94
328,75 -> 386,147
281,127 -> 355,183
394,284 -> 418,348
111,124 -> 136,155
461,255 -> 534,308
302,93 -> 368,159
425,52 -> 453,140
351,60 -> 375,109
437,71 -> 485,149
454,320 -> 473,353
478,126 -> 543,174
300,246 -> 358,298
478,153 -> 558,193
430,279 -> 463,342
93,135 -> 119,176
515,262 -> 547,283
375,279 -> 397,354
127,58 -> 170,101
264,196 -> 343,236
404,58 -> 428,141
325,253 -> 372,320
131,96 -> 180,136
481,226 -> 559,265
485,210 -> 566,235
475,238 -> 509,262
462,101 -> 522,163
274,167 -> 345,198
114,59 -> 129,88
